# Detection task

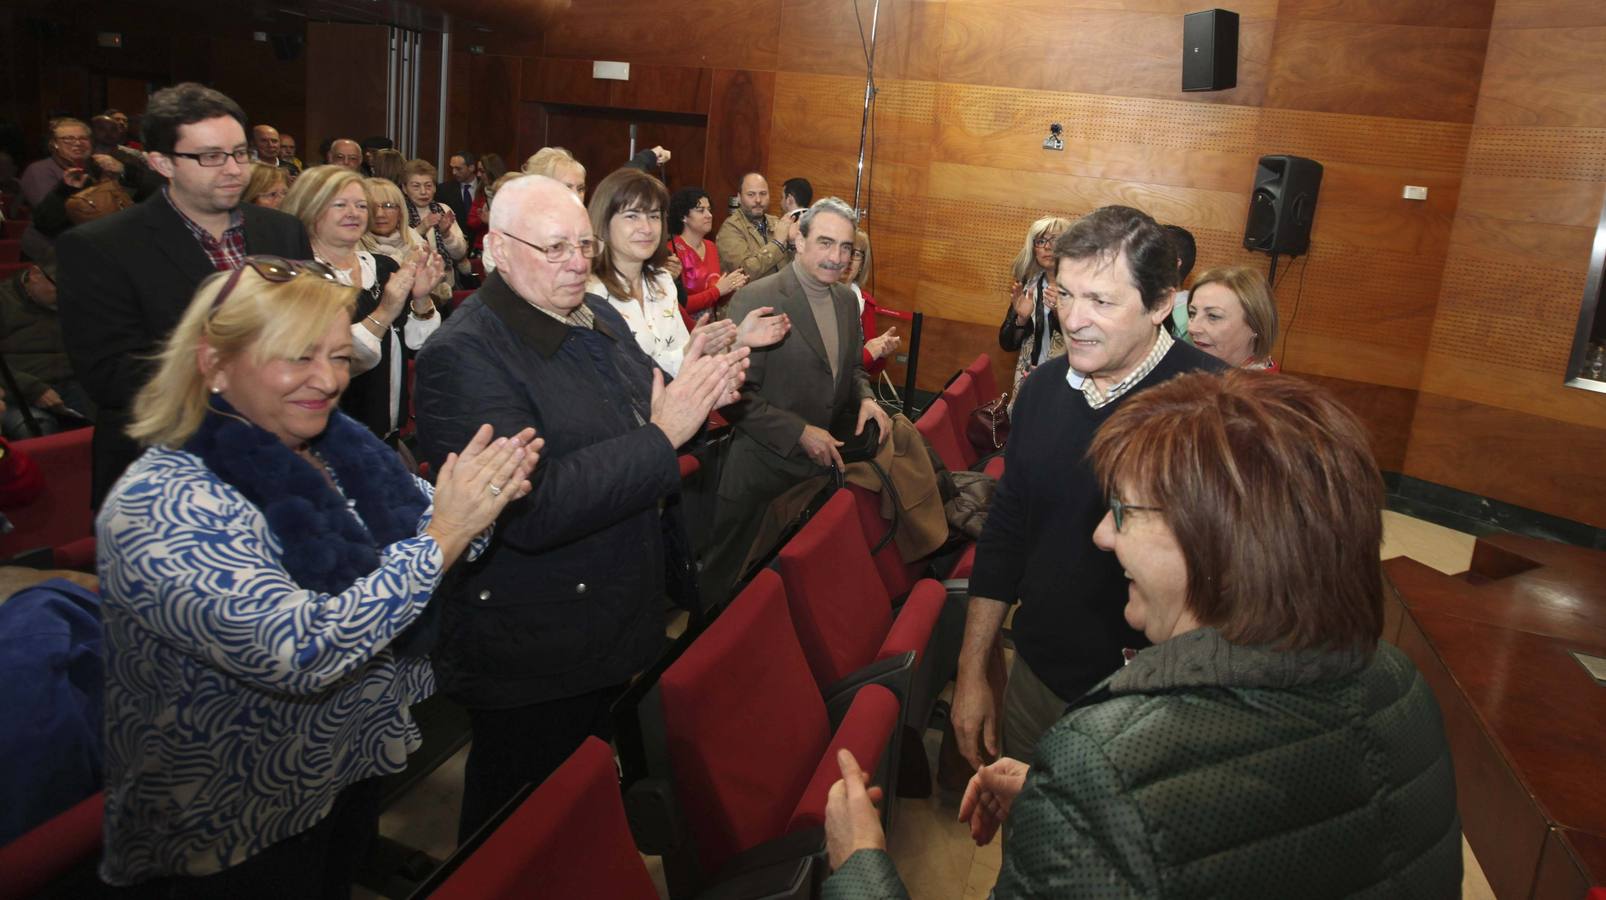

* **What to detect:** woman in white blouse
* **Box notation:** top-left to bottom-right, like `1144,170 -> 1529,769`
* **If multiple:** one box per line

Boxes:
585,168 -> 788,375
282,165 -> 444,441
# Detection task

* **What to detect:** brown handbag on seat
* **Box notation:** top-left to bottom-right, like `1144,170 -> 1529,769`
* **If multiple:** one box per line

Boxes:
64,180 -> 134,225
966,393 -> 1011,452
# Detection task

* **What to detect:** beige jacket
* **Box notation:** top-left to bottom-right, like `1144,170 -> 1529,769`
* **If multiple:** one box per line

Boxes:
715,211 -> 791,280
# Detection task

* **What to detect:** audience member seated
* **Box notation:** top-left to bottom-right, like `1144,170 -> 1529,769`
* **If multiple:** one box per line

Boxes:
668,186 -> 747,327
57,82 -> 311,508
716,172 -> 794,282
413,175 -> 749,842
326,137 -> 363,170
950,206 -> 1224,774
282,165 -> 444,444
403,159 -> 471,288
277,132 -> 302,174
362,176 -> 453,310
94,257 -> 536,895
997,215 -> 1071,398
521,146 -> 587,200
89,114 -> 161,198
371,147 -> 406,187
0,259 -> 93,438
19,118 -> 92,261
249,124 -> 289,175
0,574 -> 102,845
587,170 -> 787,375
241,161 -> 289,209
825,370 -> 1463,898
843,228 -> 900,379
1187,265 -> 1280,371
704,197 -> 890,603
1164,223 -> 1198,340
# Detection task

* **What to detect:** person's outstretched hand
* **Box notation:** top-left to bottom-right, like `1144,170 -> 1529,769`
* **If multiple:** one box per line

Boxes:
825,749 -> 887,871
958,757 -> 1030,846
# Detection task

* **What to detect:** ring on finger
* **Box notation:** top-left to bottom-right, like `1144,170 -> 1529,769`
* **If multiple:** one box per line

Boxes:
487,484 -> 502,497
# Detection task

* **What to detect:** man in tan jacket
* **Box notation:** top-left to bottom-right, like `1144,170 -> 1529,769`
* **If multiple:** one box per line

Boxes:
716,172 -> 794,281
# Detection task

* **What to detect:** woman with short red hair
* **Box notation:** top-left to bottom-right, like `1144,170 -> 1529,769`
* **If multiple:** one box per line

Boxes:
824,370 -> 1462,899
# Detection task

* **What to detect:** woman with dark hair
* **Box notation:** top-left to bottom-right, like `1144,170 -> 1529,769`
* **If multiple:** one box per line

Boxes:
96,258 -> 538,896
668,186 -> 747,328
370,148 -> 407,188
825,370 -> 1462,899
588,169 -> 786,375
466,153 -> 506,253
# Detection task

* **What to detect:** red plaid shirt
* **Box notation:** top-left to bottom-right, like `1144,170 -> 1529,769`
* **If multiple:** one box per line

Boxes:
165,187 -> 247,271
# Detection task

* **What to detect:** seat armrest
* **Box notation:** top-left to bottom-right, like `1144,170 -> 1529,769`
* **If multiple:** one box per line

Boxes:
624,776 -> 687,856
823,651 -> 915,727
701,827 -> 824,900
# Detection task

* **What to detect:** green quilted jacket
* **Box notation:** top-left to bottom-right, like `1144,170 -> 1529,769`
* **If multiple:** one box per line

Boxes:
825,628 -> 1462,899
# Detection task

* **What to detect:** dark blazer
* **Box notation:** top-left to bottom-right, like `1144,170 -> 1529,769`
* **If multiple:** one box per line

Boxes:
437,179 -> 473,229
55,193 -> 310,506
718,263 -> 873,496
413,272 -> 692,708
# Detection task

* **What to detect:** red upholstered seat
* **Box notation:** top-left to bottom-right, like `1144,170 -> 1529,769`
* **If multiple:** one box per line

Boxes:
450,289 -> 474,310
1,220 -> 27,239
678,453 -> 701,479
776,491 -> 944,691
431,738 -> 658,900
657,569 -> 898,877
0,428 -> 94,566
0,239 -> 20,262
915,397 -> 968,475
0,792 -> 103,900
964,353 -> 1000,407
0,262 -> 29,282
846,483 -> 923,599
938,372 -> 980,469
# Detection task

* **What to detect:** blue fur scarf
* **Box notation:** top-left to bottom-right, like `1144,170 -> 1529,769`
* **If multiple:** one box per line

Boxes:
183,398 -> 434,651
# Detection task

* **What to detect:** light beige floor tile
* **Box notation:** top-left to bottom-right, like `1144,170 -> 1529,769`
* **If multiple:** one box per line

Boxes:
1381,510 -> 1476,576
1462,835 -> 1496,900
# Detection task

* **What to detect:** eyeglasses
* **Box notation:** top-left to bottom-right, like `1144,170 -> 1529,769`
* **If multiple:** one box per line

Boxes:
498,231 -> 601,263
209,256 -> 341,318
171,148 -> 251,167
376,202 -> 401,210
850,250 -> 866,261
54,135 -> 91,144
1108,497 -> 1164,532
1033,234 -> 1061,249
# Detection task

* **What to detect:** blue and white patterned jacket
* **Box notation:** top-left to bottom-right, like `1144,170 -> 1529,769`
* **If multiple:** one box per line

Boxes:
96,446 -> 480,884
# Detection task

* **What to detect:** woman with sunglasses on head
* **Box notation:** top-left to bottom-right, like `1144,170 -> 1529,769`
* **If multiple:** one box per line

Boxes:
281,165 -> 444,443
824,371 -> 1461,899
588,169 -> 788,376
998,216 -> 1073,396
667,185 -> 748,329
95,256 -> 541,898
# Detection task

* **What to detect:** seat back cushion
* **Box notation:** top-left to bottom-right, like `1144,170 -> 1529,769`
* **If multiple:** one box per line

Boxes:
775,492 -> 892,689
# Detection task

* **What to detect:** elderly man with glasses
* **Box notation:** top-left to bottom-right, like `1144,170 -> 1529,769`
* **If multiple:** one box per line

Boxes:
413,174 -> 751,842
56,83 -> 310,506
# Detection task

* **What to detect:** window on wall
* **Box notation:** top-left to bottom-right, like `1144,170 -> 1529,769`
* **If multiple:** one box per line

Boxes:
1567,194 -> 1606,392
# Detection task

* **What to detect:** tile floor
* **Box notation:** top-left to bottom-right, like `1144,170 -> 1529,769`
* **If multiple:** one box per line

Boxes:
368,511 -> 1501,899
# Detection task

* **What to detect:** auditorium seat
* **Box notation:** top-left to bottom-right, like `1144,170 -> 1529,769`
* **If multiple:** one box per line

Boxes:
964,353 -> 1000,407
776,491 -> 946,736
0,240 -> 20,263
426,738 -> 658,900
0,428 -> 94,567
915,397 -> 968,474
0,262 -> 29,282
678,453 -> 701,479
627,569 -> 897,897
449,289 -> 473,310
0,792 -> 103,900
846,482 -> 923,600
0,220 -> 26,240
937,372 -> 980,469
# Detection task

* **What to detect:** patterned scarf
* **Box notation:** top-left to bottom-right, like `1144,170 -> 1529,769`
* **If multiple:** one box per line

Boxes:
408,199 -> 453,264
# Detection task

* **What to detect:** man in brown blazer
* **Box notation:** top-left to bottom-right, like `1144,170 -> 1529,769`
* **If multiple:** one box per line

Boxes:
704,197 -> 892,604
715,172 -> 795,280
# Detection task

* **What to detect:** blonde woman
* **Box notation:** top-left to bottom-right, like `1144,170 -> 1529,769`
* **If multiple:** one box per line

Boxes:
97,257 -> 538,895
521,146 -> 586,200
362,176 -> 452,309
241,162 -> 289,209
998,215 -> 1073,395
1186,265 -> 1280,371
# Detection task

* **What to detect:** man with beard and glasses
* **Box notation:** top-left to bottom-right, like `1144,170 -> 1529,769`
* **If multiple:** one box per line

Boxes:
701,196 -> 890,603
56,83 -> 311,507
715,172 -> 795,282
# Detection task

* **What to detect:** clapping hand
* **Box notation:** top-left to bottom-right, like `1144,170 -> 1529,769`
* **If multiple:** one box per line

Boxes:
715,269 -> 748,297
1010,280 -> 1033,323
736,306 -> 790,350
407,246 -> 446,302
688,317 -> 739,358
426,424 -> 542,567
865,326 -> 900,360
650,332 -> 749,447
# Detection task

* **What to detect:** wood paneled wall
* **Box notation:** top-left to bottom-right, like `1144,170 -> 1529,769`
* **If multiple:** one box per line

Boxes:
1403,1 -> 1606,527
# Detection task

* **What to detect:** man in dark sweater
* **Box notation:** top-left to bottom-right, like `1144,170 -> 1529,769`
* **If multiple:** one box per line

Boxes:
951,205 -> 1226,769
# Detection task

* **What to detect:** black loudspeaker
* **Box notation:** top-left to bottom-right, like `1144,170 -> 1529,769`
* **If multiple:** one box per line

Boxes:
1243,155 -> 1323,257
1182,9 -> 1239,92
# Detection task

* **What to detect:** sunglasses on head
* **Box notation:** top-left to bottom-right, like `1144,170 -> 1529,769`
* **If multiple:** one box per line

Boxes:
209,256 -> 342,318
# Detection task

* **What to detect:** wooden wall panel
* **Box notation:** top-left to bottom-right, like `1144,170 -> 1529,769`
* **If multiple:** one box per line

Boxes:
1286,373 -> 1416,471
305,23 -> 388,160
1491,0 -> 1606,28
520,58 -> 713,115
538,0 -> 782,71
704,69 -> 778,200
1277,0 -> 1495,29
1262,19 -> 1488,122
777,0 -> 949,81
936,0 -> 1277,106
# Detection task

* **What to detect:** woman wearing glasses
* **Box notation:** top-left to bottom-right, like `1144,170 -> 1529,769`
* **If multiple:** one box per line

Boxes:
668,186 -> 748,328
841,228 -> 900,379
242,161 -> 289,209
823,371 -> 1461,899
998,215 -> 1073,396
362,176 -> 453,312
588,169 -> 787,375
95,256 -> 540,897
281,165 -> 444,443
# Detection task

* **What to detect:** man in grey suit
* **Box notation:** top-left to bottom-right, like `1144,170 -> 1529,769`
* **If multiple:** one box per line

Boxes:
703,197 -> 892,604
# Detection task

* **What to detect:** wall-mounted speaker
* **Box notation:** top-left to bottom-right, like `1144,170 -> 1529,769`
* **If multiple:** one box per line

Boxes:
1182,9 -> 1239,92
1243,155 -> 1323,257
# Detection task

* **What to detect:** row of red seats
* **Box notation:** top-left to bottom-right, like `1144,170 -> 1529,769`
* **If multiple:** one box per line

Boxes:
0,427 -> 95,569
